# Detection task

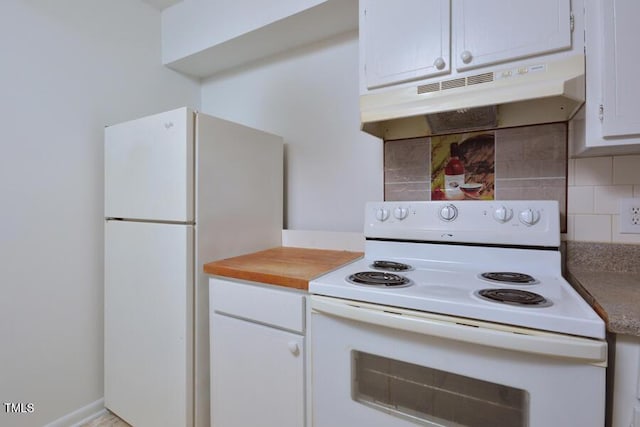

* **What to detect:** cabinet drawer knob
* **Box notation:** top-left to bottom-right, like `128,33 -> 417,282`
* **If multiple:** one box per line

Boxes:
288,341 -> 300,356
434,57 -> 446,70
460,50 -> 473,64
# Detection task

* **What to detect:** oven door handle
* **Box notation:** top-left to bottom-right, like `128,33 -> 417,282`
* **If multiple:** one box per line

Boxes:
311,296 -> 607,366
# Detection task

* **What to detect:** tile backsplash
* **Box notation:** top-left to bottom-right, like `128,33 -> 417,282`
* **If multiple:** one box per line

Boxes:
384,136 -> 432,201
384,123 -> 568,230
568,155 -> 640,244
384,122 -> 640,244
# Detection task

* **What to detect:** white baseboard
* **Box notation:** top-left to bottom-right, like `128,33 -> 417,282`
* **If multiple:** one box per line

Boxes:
44,398 -> 105,427
282,229 -> 365,252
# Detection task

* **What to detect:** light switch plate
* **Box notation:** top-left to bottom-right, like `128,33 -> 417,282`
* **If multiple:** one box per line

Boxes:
619,198 -> 640,234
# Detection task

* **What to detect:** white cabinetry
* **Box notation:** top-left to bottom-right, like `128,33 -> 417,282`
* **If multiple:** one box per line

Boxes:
572,0 -> 640,156
361,0 -> 449,89
360,0 -> 575,92
453,0 -> 571,72
601,1 -> 640,138
209,278 -> 306,427
611,335 -> 640,427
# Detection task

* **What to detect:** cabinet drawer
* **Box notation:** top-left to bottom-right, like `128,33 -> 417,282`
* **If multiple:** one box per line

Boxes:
210,278 -> 305,333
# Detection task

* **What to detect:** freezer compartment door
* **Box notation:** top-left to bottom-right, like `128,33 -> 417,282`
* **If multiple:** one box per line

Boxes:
105,107 -> 194,222
105,220 -> 194,427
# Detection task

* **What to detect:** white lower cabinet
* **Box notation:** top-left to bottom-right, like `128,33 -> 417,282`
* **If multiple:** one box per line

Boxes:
611,334 -> 640,427
209,277 -> 306,427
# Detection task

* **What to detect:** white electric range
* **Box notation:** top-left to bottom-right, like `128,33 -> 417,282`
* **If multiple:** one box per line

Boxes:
309,200 -> 607,427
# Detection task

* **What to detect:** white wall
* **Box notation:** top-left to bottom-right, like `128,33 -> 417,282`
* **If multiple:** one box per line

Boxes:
0,1 -> 200,426
201,31 -> 383,232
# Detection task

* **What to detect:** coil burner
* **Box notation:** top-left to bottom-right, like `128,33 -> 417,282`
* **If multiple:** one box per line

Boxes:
476,288 -> 551,307
480,272 -> 538,285
347,271 -> 412,288
370,260 -> 412,272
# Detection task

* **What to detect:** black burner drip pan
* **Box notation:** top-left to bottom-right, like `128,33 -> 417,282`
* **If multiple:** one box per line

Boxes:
480,272 -> 538,285
476,288 -> 551,307
347,271 -> 412,288
371,260 -> 412,272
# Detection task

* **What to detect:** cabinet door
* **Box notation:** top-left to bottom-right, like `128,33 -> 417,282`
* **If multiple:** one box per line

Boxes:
601,0 -> 640,138
211,313 -> 304,427
453,0 -> 572,71
610,335 -> 640,427
361,0 -> 450,89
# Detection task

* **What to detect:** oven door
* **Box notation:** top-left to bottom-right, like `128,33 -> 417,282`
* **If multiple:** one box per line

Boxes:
310,296 -> 606,427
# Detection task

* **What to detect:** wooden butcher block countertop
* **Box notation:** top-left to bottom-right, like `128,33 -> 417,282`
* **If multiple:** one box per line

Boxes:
203,247 -> 363,290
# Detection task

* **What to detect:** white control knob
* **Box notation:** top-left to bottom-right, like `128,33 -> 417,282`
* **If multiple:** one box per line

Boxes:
519,209 -> 540,226
288,341 -> 300,356
375,208 -> 390,222
434,57 -> 446,70
460,50 -> 473,64
393,206 -> 409,220
439,204 -> 458,221
493,206 -> 513,223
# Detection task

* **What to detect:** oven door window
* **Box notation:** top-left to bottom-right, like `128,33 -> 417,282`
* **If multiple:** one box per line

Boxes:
353,351 -> 529,427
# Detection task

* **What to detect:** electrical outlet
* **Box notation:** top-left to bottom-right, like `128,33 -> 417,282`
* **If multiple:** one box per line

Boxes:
619,198 -> 640,234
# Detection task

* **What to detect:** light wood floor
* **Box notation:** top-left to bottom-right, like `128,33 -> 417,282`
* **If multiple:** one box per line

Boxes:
81,410 -> 130,427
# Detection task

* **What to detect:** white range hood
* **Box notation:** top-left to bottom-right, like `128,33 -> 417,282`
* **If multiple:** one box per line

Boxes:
360,55 -> 585,140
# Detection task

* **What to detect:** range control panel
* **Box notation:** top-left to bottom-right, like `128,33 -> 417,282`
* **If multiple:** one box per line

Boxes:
365,200 -> 560,247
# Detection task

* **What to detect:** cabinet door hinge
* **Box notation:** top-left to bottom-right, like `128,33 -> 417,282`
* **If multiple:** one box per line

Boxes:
570,13 -> 575,32
599,104 -> 604,122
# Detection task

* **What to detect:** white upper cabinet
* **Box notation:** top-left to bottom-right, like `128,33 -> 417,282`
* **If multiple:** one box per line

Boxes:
361,0 -> 450,89
601,0 -> 640,138
571,0 -> 640,156
360,0 -> 576,92
453,0 -> 572,72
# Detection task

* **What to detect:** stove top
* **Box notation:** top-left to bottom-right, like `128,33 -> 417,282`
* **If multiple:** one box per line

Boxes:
309,201 -> 605,340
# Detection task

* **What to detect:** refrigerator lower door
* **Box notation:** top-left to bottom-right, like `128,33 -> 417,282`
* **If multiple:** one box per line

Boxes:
105,220 -> 194,427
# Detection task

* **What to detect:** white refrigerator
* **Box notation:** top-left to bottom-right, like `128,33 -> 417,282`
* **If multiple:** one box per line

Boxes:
104,107 -> 283,427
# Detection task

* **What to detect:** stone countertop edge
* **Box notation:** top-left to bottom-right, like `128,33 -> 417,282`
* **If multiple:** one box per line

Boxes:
566,241 -> 640,337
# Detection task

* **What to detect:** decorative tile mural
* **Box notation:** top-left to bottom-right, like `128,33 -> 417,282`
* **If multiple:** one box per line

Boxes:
431,131 -> 495,201
384,123 -> 567,230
